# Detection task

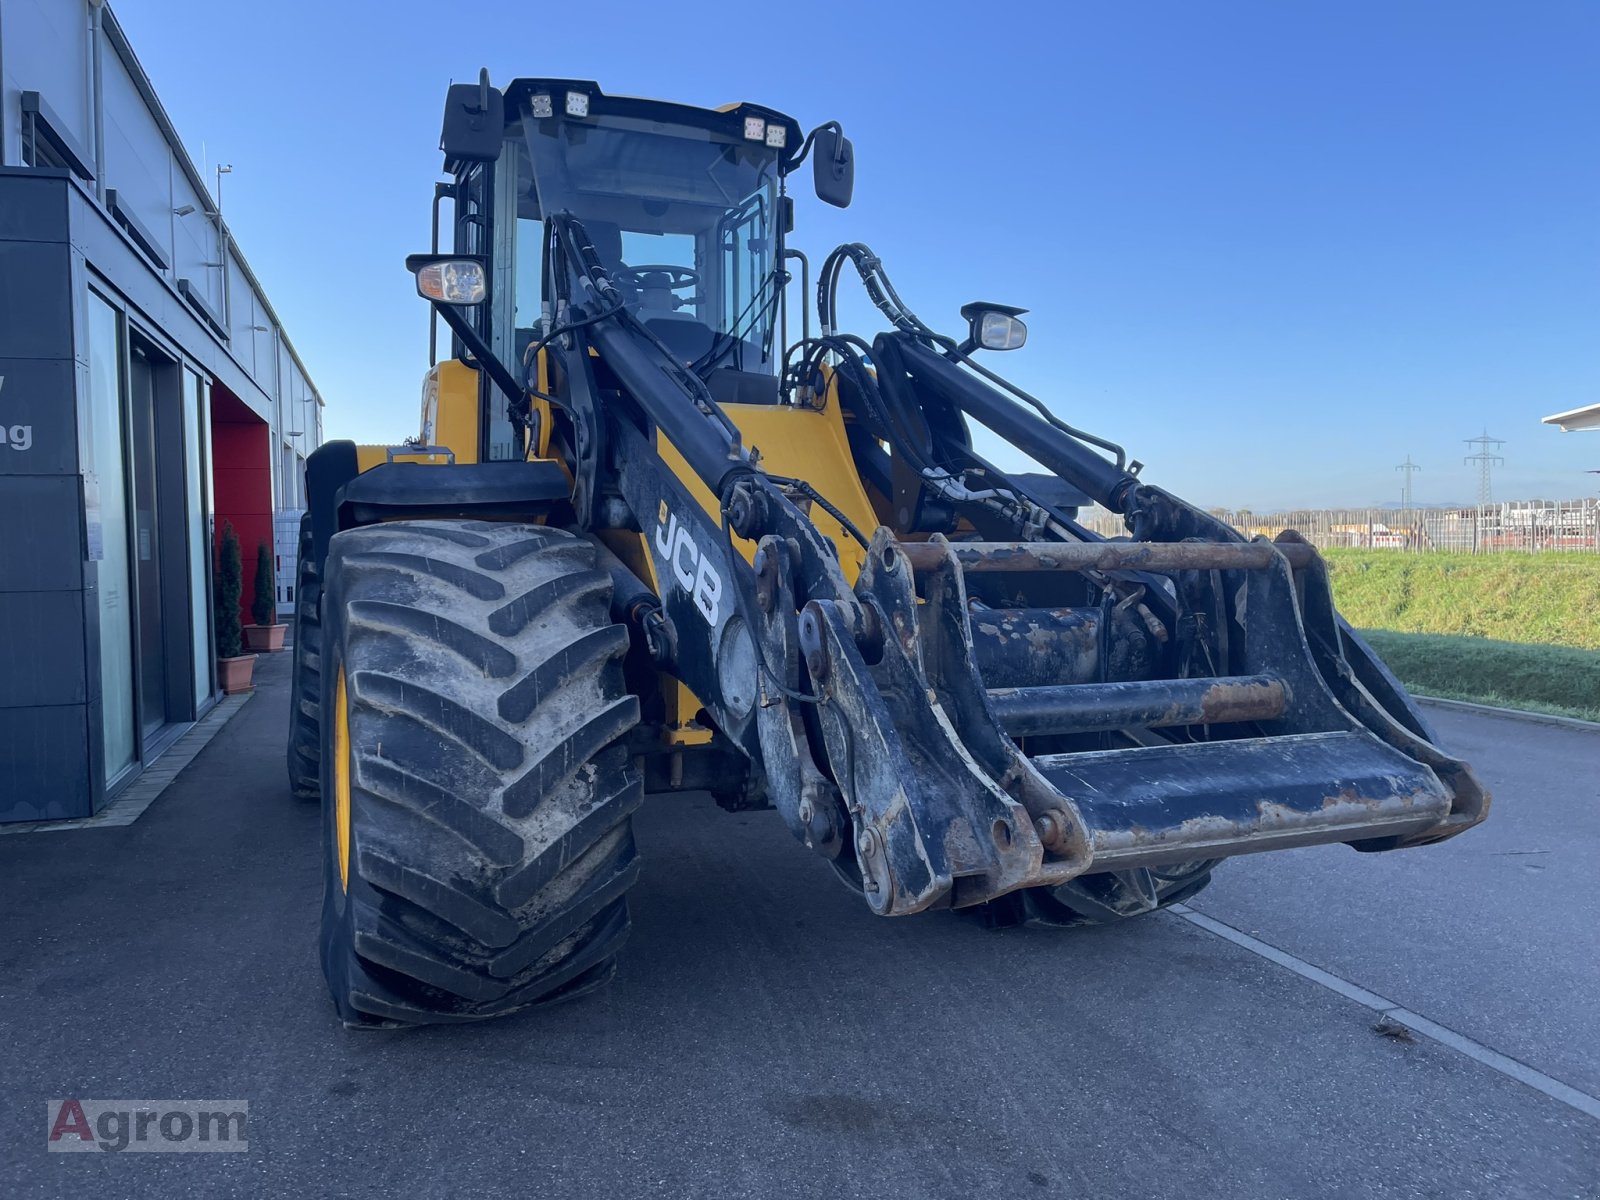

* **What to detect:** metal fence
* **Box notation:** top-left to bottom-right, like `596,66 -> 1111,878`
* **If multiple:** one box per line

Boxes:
1076,498 -> 1600,553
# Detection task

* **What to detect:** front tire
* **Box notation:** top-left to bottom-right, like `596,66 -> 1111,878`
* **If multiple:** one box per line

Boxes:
318,519 -> 642,1026
287,512 -> 322,802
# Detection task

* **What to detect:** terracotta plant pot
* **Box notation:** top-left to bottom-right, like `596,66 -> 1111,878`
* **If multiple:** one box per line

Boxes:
218,654 -> 257,694
243,623 -> 287,653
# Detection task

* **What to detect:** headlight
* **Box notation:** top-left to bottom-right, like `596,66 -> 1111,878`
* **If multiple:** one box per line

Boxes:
978,310 -> 1027,351
958,302 -> 1029,353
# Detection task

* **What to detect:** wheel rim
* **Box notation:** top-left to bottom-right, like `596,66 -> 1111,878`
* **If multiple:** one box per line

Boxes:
333,664 -> 352,892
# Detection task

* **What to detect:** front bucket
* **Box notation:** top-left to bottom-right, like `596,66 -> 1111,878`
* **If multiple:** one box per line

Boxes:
1033,729 -> 1452,870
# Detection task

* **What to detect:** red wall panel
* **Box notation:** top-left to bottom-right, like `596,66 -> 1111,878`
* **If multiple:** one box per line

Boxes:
210,393 -> 271,631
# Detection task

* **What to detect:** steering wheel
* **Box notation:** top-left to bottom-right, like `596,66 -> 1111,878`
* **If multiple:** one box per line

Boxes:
615,265 -> 699,291
613,265 -> 700,310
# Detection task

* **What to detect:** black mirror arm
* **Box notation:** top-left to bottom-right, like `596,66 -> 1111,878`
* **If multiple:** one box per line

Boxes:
791,121 -> 842,170
429,295 -> 528,413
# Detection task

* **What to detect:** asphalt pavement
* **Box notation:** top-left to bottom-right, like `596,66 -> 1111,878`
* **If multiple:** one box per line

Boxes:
1,651 -> 1596,1198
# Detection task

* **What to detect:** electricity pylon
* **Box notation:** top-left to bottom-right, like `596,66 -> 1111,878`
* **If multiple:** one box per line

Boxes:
1395,456 -> 1421,507
1463,431 -> 1505,507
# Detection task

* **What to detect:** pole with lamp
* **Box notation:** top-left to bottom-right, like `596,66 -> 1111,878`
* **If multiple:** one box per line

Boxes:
214,164 -> 233,328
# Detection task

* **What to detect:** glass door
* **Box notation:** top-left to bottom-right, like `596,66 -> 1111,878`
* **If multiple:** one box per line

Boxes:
128,344 -> 169,739
85,295 -> 137,782
183,368 -> 214,708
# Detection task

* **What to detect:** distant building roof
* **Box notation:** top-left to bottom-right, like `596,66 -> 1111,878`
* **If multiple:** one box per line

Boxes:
1543,403 -> 1600,432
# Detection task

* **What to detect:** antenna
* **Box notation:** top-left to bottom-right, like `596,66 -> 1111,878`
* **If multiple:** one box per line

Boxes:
1463,431 -> 1505,507
1395,455 -> 1422,507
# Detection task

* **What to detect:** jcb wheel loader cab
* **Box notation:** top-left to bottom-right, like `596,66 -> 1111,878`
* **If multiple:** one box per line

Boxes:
317,521 -> 641,1026
291,72 -> 1486,1026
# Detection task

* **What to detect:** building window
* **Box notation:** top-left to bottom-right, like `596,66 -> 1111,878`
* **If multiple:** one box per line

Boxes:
20,91 -> 96,181
281,441 -> 300,509
22,132 -> 71,171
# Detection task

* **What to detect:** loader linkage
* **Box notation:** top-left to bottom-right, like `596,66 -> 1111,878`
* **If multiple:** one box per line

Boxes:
757,532 -> 1487,916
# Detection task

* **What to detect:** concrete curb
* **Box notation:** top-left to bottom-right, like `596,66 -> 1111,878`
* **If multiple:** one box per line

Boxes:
1416,694 -> 1600,733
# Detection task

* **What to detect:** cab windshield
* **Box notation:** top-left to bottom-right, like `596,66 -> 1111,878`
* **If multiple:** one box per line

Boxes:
513,110 -> 783,376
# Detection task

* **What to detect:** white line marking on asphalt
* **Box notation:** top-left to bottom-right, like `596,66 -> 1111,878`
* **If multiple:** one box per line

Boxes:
1167,904 -> 1600,1123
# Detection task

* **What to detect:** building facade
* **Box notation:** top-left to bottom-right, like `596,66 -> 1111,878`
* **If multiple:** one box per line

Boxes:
0,0 -> 324,820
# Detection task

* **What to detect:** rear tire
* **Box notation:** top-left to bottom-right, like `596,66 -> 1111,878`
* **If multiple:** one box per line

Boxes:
978,860 -> 1219,929
287,512 -> 322,802
318,519 -> 642,1027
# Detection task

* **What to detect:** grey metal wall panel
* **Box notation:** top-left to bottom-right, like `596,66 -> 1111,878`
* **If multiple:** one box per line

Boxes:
0,475 -> 83,591
0,170 -> 69,240
0,704 -> 92,821
99,42 -> 176,277
0,588 -> 87,706
81,563 -> 102,704
0,0 -> 93,167
0,357 -> 77,474
0,239 -> 72,359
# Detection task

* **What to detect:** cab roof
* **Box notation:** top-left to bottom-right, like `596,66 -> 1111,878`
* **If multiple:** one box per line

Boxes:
500,78 -> 804,170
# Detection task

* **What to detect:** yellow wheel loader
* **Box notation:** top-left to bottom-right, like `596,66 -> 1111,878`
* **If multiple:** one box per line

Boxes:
289,73 -> 1488,1026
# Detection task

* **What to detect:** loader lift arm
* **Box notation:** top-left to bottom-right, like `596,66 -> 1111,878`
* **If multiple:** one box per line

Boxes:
512,207 -> 1487,917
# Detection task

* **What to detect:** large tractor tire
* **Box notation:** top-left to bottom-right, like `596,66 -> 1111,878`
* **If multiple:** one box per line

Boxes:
287,512 -> 322,802
317,519 -> 643,1027
977,860 -> 1220,929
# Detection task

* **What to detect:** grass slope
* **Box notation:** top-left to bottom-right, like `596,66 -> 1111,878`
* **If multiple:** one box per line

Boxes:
1324,551 -> 1600,651
1356,630 -> 1600,723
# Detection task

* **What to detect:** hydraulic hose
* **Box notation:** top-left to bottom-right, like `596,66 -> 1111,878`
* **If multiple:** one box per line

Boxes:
815,242 -> 1130,471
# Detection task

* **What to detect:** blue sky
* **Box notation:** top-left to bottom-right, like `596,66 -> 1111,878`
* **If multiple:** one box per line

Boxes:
115,0 -> 1598,509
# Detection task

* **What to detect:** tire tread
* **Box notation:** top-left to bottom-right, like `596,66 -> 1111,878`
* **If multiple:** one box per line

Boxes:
319,519 -> 642,1026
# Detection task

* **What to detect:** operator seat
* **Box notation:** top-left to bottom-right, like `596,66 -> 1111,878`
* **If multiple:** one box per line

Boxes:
585,219 -> 719,366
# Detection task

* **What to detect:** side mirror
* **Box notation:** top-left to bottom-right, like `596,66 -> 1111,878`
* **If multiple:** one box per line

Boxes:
439,69 -> 505,169
811,124 -> 854,209
958,302 -> 1028,353
406,255 -> 487,305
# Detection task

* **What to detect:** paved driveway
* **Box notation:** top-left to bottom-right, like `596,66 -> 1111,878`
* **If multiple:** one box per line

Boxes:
1,653 -> 1596,1197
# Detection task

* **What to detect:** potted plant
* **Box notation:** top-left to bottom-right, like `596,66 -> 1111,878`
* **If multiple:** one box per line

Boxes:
243,539 -> 286,652
214,521 -> 256,693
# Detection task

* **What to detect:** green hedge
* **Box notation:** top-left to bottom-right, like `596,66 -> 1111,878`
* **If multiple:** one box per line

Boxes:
1358,629 -> 1600,722
1325,551 -> 1600,651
